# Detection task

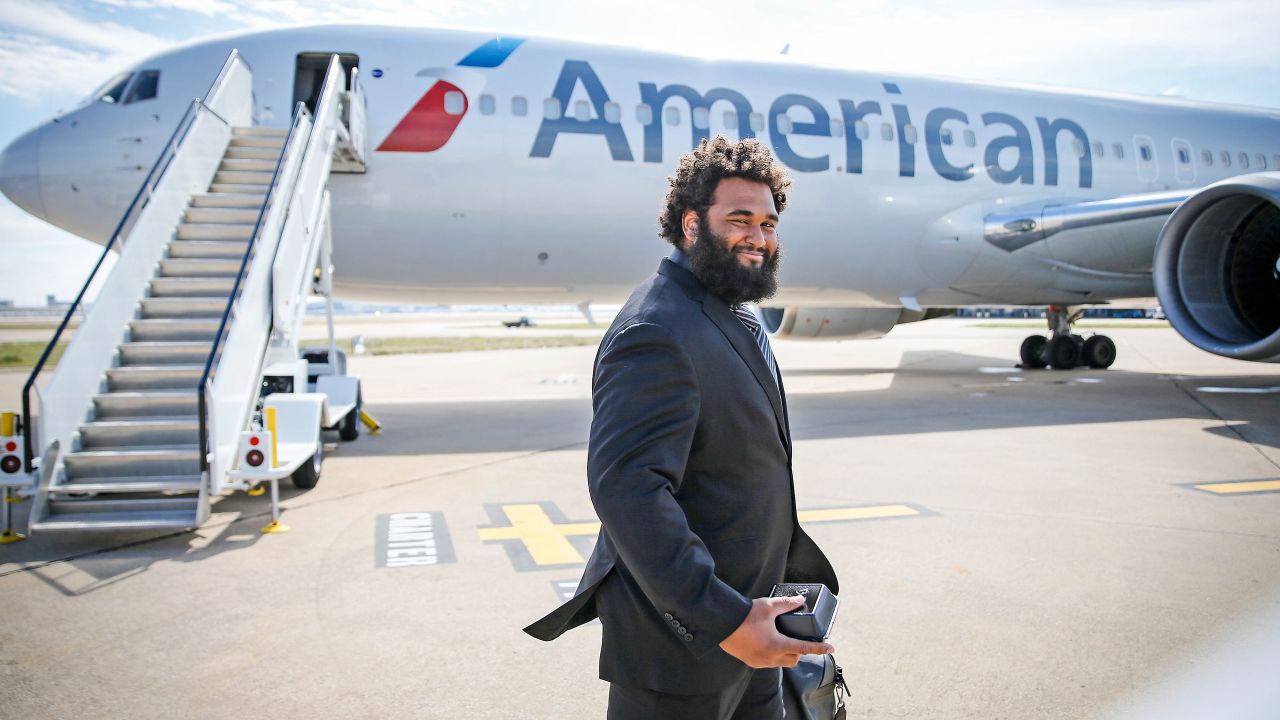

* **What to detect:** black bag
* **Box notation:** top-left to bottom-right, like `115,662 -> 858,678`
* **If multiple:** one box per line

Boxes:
781,654 -> 849,720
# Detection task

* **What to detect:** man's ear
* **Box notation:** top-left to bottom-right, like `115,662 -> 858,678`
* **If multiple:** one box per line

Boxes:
681,209 -> 699,248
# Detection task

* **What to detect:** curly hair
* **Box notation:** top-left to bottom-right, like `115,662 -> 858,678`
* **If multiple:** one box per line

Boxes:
658,135 -> 792,246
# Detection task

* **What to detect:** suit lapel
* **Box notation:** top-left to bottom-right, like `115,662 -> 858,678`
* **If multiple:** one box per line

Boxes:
702,297 -> 790,448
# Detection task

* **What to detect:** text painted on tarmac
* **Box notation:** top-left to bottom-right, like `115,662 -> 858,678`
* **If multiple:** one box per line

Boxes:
375,512 -> 457,568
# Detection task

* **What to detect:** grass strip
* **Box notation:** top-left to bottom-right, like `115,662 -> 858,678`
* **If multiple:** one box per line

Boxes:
334,335 -> 600,356
0,340 -> 66,369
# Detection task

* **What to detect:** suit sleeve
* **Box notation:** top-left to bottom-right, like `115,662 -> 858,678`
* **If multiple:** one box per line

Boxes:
588,321 -> 753,659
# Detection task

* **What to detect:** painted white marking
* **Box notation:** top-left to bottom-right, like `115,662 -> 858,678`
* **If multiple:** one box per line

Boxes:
1197,386 -> 1280,394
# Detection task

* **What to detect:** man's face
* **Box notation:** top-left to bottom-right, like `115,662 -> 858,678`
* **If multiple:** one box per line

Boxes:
682,177 -> 783,305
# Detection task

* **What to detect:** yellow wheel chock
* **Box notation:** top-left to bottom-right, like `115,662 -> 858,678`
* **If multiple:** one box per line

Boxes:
359,408 -> 382,435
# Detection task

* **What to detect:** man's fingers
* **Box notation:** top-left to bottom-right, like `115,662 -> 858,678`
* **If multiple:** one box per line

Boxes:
779,638 -> 835,656
765,594 -> 808,617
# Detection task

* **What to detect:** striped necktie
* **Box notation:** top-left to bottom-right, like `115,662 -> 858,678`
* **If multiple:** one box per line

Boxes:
731,305 -> 779,389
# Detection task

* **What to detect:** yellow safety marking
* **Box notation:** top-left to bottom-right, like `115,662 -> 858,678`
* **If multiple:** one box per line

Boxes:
1,412 -> 14,436
265,407 -> 279,469
477,504 -> 598,566
799,504 -> 920,523
1194,479 -> 1280,495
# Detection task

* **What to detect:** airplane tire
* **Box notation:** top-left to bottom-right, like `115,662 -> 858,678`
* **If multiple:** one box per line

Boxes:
1019,335 -> 1048,369
291,436 -> 323,490
1047,335 -> 1082,369
1083,335 -> 1117,369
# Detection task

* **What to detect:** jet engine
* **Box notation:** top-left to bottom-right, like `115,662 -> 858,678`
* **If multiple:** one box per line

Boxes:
758,306 -> 953,340
1154,172 -> 1280,362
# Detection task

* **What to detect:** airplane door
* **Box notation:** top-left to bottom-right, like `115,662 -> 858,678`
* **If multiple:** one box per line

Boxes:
294,52 -> 359,115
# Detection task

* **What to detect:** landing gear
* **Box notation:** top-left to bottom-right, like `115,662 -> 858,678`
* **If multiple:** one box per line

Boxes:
1019,305 -> 1117,370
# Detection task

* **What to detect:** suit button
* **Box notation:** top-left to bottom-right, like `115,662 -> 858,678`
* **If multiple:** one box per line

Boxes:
683,633 -> 694,643
670,619 -> 681,629
663,613 -> 673,622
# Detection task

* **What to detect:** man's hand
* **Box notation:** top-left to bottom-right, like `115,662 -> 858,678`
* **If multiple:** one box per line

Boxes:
718,595 -> 835,668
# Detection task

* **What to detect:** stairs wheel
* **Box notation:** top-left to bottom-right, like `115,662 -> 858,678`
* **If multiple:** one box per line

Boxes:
338,408 -> 360,442
291,435 -> 323,490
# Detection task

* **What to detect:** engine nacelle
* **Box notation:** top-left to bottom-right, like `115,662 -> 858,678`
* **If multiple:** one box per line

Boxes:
758,306 -> 953,340
1154,172 -> 1280,362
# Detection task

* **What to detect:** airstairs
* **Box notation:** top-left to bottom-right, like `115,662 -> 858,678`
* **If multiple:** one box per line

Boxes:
8,51 -> 367,533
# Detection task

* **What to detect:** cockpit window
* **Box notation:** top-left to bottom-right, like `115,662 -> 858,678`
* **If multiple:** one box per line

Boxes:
93,72 -> 133,104
123,70 -> 160,104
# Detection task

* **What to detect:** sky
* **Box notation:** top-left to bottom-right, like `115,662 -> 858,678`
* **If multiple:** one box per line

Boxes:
1,0 -> 1278,306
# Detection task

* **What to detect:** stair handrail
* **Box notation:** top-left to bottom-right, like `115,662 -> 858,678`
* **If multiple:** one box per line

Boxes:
20,49 -> 249,473
196,101 -> 313,474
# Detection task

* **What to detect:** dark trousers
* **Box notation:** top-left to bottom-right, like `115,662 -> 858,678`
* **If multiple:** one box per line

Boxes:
606,667 -> 784,720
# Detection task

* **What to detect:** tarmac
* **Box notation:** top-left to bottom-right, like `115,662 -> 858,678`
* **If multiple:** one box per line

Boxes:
1,317 -> 1279,719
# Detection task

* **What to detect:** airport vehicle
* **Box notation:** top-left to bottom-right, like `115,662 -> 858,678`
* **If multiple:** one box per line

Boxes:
0,51 -> 362,533
0,25 -> 1278,531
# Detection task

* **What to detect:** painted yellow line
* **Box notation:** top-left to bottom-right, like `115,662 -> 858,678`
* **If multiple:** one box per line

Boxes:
1194,479 -> 1280,495
477,504 -> 595,565
799,505 -> 919,523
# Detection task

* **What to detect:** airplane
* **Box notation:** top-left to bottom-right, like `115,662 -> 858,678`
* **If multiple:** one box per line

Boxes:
1,23 -> 1278,370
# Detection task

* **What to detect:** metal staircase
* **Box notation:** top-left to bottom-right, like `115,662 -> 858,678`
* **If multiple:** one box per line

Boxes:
18,51 -> 366,533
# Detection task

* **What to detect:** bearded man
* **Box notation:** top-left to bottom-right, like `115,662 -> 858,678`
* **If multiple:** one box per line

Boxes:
525,136 -> 839,719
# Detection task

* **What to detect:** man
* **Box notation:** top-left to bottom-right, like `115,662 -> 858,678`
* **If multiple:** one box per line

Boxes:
525,136 -> 839,719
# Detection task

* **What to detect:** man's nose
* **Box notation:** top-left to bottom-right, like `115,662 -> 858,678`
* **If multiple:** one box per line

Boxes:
0,126 -> 45,218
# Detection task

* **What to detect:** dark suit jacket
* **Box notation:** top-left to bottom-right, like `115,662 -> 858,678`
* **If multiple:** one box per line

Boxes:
524,258 -> 838,694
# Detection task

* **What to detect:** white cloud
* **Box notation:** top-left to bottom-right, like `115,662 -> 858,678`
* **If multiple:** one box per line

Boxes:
0,199 -> 113,307
93,0 -> 239,17
0,34 -> 121,105
2,0 -> 168,55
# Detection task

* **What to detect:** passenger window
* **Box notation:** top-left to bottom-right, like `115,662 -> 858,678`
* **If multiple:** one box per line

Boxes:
776,114 -> 793,135
1092,141 -> 1104,158
478,94 -> 495,115
1256,153 -> 1266,169
1274,154 -> 1280,169
963,129 -> 976,147
1176,148 -> 1190,164
511,96 -> 527,117
1138,144 -> 1152,162
636,104 -> 653,126
444,91 -> 465,115
1072,139 -> 1086,157
664,106 -> 680,126
1201,149 -> 1213,166
1221,150 -> 1231,167
829,118 -> 842,137
123,70 -> 160,104
749,112 -> 764,133
855,120 -> 870,140
604,101 -> 620,123
692,107 -> 709,130
1112,143 -> 1125,159
1239,152 -> 1249,169
940,128 -> 953,146
543,98 -> 561,121
880,122 -> 894,141
903,124 -> 918,144
95,72 -> 132,104
723,110 -> 737,128
574,100 -> 590,121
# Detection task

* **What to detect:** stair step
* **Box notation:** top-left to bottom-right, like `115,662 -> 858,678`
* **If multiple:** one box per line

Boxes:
214,170 -> 272,186
220,158 -> 277,172
175,224 -> 254,242
140,297 -> 227,318
159,257 -> 242,277
191,192 -> 266,208
119,342 -> 214,365
34,497 -> 198,531
225,146 -> 282,161
149,276 -> 235,297
168,240 -> 249,260
53,475 -> 202,494
183,206 -> 260,224
64,446 -> 200,479
210,183 -> 272,194
93,391 -> 198,418
80,417 -> 199,448
228,137 -> 285,150
129,318 -> 220,342
106,365 -> 205,391
233,126 -> 289,137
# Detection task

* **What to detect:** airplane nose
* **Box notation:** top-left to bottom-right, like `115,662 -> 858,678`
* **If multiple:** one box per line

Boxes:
0,125 -> 45,218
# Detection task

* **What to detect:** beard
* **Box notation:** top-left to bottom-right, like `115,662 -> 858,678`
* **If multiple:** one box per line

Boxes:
686,219 -> 783,306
